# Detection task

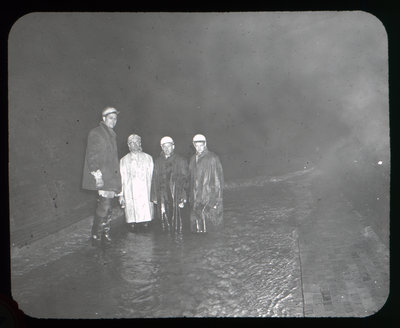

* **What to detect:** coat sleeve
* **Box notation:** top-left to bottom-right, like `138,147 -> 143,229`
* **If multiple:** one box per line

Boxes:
188,157 -> 195,203
119,157 -> 127,198
150,159 -> 158,203
86,129 -> 105,173
209,155 -> 224,205
179,157 -> 189,201
215,156 -> 224,197
147,155 -> 154,195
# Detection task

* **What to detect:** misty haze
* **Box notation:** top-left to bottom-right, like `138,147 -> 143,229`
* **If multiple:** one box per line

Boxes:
9,12 -> 389,318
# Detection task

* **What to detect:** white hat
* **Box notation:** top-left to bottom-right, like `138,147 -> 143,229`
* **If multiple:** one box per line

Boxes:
193,134 -> 206,142
102,107 -> 120,117
160,136 -> 174,146
127,134 -> 141,144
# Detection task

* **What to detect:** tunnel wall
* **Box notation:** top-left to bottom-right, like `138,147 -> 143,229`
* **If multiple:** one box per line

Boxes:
8,12 -> 389,247
317,139 -> 390,246
8,106 -> 96,246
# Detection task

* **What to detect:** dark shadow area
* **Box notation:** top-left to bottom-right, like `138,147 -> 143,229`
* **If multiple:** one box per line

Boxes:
8,12 -> 389,284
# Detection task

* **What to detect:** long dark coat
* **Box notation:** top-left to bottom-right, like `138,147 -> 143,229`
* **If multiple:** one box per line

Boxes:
82,121 -> 122,193
151,152 -> 189,231
189,149 -> 223,232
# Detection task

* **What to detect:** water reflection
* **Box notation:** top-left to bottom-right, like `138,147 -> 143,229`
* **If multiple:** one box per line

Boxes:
89,183 -> 304,318
12,182 -> 305,318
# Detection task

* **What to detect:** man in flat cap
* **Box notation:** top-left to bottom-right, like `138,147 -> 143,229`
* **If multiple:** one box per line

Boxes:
82,107 -> 122,246
189,134 -> 224,233
151,136 -> 189,233
119,134 -> 154,232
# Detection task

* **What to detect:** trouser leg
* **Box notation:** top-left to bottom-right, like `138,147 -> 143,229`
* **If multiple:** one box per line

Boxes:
195,204 -> 207,233
171,201 -> 182,233
176,207 -> 182,233
158,205 -> 165,231
101,213 -> 112,241
95,195 -> 114,242
160,200 -> 172,232
167,202 -> 175,232
190,204 -> 206,233
165,192 -> 174,231
91,214 -> 102,245
91,215 -> 100,237
190,206 -> 196,233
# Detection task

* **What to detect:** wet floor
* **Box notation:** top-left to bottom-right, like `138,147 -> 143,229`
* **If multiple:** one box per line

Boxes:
11,170 -> 389,318
12,181 -> 304,318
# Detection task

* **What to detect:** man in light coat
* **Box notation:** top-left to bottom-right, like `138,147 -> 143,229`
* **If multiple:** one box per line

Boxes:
82,107 -> 122,246
119,134 -> 154,231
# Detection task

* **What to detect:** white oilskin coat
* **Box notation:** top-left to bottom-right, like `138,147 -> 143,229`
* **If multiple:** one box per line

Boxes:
120,151 -> 154,223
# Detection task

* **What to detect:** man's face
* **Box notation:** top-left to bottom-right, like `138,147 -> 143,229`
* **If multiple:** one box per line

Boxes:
161,143 -> 175,157
128,140 -> 141,152
103,113 -> 117,129
193,141 -> 206,154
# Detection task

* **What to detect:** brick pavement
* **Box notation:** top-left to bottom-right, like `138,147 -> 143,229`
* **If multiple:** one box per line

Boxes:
297,180 -> 389,317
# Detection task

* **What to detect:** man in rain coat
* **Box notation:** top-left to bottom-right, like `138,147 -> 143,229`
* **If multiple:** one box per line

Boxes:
189,134 -> 224,233
119,134 -> 154,231
82,107 -> 122,246
151,136 -> 189,233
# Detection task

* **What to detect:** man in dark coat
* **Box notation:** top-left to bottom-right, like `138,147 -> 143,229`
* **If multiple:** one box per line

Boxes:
189,134 -> 224,233
151,136 -> 189,233
82,107 -> 122,246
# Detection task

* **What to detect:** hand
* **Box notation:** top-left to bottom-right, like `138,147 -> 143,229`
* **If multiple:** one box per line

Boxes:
178,199 -> 186,208
207,202 -> 218,210
119,197 -> 125,208
95,176 -> 104,188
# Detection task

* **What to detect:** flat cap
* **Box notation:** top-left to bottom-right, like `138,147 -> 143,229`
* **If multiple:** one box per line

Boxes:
193,134 -> 206,142
160,136 -> 174,146
102,107 -> 120,116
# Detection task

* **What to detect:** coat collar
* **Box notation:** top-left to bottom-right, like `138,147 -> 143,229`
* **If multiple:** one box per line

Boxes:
100,121 -> 116,137
130,150 -> 143,159
161,151 -> 176,160
196,149 -> 209,161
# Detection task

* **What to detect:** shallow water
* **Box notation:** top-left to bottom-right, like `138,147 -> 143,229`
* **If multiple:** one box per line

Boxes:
12,182 -> 306,318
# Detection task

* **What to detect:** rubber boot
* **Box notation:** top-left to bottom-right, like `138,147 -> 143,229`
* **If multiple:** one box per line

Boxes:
101,214 -> 112,244
91,215 -> 102,247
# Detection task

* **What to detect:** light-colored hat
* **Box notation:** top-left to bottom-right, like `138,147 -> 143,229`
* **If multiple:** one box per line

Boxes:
102,107 -> 120,117
127,134 -> 141,144
160,136 -> 174,146
193,134 -> 206,142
